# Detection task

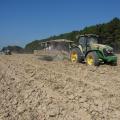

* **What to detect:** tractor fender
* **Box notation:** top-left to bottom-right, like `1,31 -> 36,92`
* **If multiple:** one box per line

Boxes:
71,45 -> 83,52
70,46 -> 80,51
85,50 -> 101,58
71,46 -> 84,56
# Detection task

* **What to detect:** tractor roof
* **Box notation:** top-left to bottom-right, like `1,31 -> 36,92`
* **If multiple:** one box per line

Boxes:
76,34 -> 99,39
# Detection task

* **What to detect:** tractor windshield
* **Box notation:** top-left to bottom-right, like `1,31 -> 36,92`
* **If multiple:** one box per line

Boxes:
87,37 -> 98,45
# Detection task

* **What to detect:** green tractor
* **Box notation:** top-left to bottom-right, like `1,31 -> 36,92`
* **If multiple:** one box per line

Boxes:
70,34 -> 117,66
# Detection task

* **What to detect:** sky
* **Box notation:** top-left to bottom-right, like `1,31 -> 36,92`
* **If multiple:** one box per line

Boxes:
0,0 -> 120,48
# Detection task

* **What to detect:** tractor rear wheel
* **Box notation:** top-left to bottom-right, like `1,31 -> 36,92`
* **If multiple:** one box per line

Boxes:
70,48 -> 83,63
86,52 -> 99,66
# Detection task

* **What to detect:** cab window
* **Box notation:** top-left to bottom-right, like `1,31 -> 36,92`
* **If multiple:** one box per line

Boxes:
79,37 -> 86,46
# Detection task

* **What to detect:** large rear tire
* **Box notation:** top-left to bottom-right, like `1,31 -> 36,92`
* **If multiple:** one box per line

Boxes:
70,48 -> 83,63
86,52 -> 99,66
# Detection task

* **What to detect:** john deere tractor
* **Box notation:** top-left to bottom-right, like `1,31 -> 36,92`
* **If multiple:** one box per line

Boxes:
70,34 -> 117,66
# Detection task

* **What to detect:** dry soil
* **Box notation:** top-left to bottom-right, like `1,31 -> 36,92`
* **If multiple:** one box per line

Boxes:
0,53 -> 120,120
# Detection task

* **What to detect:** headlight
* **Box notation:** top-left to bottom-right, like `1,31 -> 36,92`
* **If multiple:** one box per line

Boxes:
103,48 -> 114,56
105,48 -> 113,53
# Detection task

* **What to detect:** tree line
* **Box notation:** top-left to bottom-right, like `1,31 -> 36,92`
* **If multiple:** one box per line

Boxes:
25,17 -> 120,53
2,17 -> 120,53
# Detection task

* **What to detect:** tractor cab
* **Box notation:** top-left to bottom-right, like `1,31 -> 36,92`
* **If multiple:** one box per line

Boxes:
78,34 -> 99,54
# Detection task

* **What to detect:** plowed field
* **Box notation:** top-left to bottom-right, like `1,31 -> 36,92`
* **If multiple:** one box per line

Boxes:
0,53 -> 120,120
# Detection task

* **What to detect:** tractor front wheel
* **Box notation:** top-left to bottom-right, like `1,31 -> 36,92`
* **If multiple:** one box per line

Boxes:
86,52 -> 99,66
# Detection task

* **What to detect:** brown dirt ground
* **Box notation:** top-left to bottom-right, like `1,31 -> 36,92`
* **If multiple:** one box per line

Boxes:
0,53 -> 120,120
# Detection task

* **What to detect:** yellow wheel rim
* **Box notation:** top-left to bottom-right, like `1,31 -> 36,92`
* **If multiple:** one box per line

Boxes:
87,56 -> 94,65
71,52 -> 78,62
